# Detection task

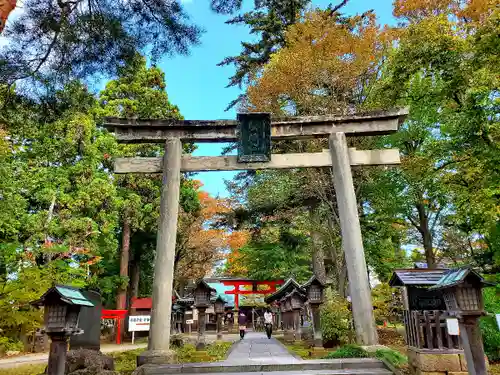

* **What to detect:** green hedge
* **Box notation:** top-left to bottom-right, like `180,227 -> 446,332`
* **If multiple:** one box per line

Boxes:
375,348 -> 408,368
325,344 -> 368,359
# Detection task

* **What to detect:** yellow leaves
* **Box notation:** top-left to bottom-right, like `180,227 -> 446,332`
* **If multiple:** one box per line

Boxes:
247,10 -> 395,115
227,230 -> 250,251
393,0 -> 497,23
225,249 -> 248,276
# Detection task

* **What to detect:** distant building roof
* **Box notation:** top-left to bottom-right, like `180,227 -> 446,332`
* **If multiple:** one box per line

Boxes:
131,297 -> 152,309
389,269 -> 449,287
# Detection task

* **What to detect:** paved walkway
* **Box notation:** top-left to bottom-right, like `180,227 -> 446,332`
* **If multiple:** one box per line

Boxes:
224,331 -> 301,364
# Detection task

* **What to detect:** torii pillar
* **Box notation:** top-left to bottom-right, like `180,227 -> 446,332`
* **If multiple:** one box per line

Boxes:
330,132 -> 377,345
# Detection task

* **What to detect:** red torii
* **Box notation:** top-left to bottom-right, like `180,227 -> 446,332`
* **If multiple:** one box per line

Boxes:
222,279 -> 284,309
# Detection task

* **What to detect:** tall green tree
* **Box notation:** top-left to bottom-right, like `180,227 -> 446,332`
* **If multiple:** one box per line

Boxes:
0,82 -> 119,339
98,54 -> 199,309
367,5 -> 499,268
0,0 -> 201,89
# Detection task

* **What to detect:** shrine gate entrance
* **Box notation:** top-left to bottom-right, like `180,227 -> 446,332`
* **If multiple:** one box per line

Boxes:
104,108 -> 408,362
221,279 -> 284,310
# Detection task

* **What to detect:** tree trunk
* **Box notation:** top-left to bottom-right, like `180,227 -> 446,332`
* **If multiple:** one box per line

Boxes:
416,203 -> 436,268
129,260 -> 140,301
338,263 -> 349,298
309,207 -> 327,284
116,218 -> 130,310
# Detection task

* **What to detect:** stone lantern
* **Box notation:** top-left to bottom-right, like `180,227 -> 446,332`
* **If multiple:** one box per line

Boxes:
214,295 -> 226,340
195,280 -> 213,308
194,280 -> 215,350
32,285 -> 94,375
303,275 -> 326,347
288,289 -> 307,341
430,268 -> 493,375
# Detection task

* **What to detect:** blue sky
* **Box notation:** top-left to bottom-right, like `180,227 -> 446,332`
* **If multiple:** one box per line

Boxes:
159,0 -> 396,197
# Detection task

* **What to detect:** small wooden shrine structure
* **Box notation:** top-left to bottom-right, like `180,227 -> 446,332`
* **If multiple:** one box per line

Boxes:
389,269 -> 460,350
390,269 -> 474,375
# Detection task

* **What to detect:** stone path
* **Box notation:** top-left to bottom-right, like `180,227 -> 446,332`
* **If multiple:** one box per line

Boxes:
224,331 -> 301,364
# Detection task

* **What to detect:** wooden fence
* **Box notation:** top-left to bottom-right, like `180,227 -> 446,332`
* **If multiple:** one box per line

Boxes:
404,310 -> 462,350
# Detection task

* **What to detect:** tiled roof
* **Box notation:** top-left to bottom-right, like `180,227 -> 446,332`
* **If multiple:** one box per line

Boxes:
389,269 -> 449,287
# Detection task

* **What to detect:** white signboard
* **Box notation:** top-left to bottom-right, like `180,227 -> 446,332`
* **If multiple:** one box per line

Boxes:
495,314 -> 500,330
186,319 -> 194,325
128,315 -> 150,332
446,318 -> 460,335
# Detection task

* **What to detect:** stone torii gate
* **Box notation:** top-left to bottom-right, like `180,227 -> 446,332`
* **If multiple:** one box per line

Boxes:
104,108 -> 407,363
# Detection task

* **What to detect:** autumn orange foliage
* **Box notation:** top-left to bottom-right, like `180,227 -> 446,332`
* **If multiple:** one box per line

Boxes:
175,183 -> 249,280
224,231 -> 251,276
0,0 -> 16,33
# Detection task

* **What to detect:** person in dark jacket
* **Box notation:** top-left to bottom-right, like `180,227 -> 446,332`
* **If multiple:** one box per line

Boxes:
238,311 -> 247,339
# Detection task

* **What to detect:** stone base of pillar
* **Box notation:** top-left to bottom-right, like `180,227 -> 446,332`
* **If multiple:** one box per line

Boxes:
137,349 -> 177,366
196,337 -> 206,350
294,331 -> 302,342
313,338 -> 323,348
217,333 -> 223,341
283,331 -> 294,343
406,347 -> 485,375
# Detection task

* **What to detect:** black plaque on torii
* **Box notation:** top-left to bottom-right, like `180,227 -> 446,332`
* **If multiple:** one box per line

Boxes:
237,113 -> 271,163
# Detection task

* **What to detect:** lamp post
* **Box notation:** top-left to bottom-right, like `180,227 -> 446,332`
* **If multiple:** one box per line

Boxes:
304,276 -> 326,347
31,285 -> 94,375
214,296 -> 226,341
194,280 -> 215,350
430,268 -> 493,375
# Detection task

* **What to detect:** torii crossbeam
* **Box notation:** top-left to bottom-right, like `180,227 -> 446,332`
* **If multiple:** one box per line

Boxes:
104,108 -> 408,363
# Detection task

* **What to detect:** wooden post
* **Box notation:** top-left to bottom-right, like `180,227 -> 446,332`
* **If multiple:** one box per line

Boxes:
329,132 -> 378,345
459,316 -> 488,375
47,334 -> 67,375
140,138 -> 181,364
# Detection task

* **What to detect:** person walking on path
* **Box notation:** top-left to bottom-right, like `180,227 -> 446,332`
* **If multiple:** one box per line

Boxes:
238,311 -> 247,339
264,309 -> 273,339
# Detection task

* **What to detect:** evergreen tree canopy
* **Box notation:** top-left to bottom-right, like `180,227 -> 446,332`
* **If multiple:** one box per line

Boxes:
0,0 -> 201,88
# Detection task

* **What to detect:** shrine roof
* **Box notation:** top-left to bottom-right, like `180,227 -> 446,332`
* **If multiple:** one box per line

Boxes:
389,269 -> 449,287
265,278 -> 304,303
